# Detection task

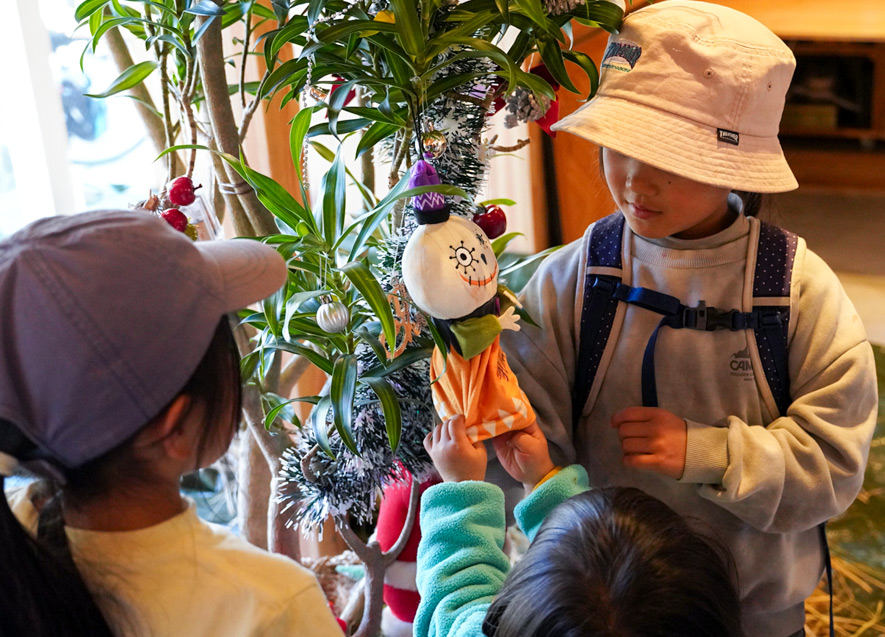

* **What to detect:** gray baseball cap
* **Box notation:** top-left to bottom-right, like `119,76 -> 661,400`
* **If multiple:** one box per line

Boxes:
0,210 -> 287,468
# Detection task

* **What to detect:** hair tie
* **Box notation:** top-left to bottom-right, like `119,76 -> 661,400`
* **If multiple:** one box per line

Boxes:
0,450 -> 20,477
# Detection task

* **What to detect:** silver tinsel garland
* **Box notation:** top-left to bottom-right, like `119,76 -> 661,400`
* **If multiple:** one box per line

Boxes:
418,51 -> 495,218
278,344 -> 436,529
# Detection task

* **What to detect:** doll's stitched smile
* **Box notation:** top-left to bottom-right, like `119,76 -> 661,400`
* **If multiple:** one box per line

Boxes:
459,261 -> 498,286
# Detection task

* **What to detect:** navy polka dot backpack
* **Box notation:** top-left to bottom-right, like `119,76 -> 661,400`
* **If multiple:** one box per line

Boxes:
572,212 -> 835,637
572,212 -> 796,420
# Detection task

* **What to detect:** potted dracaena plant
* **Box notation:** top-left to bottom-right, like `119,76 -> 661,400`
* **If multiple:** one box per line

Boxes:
75,0 -> 624,634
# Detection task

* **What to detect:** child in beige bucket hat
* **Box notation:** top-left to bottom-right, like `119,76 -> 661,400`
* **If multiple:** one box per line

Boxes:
553,0 -> 798,193
500,2 -> 878,636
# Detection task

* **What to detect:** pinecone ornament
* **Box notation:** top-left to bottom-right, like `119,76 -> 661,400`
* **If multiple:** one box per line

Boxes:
503,87 -> 551,129
545,0 -> 584,16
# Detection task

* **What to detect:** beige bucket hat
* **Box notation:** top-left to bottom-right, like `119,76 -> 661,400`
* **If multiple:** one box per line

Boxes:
552,0 -> 798,193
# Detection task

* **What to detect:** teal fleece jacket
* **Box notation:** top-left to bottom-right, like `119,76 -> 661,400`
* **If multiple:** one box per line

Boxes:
414,465 -> 589,637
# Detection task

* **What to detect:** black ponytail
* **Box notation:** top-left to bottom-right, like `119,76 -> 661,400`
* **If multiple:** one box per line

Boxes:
0,425 -> 114,637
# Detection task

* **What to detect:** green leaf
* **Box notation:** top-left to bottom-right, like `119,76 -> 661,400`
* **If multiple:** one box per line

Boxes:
388,0 -> 424,58
267,16 -> 309,64
264,398 -> 300,431
321,146 -> 347,245
425,10 -> 497,59
283,291 -> 327,341
317,19 -> 397,44
343,106 -> 407,127
262,287 -> 285,337
568,0 -> 624,34
538,39 -> 578,94
153,33 -> 192,59
444,37 -> 519,96
307,0 -> 328,26
494,0 -> 509,21
89,17 -> 132,52
88,8 -> 102,35
75,0 -> 110,22
271,341 -> 334,375
425,319 -> 449,380
563,49 -> 600,100
259,58 -> 306,100
340,261 -> 396,355
308,118 -> 373,138
479,198 -> 516,207
289,105 -> 315,203
331,354 -> 360,455
271,0 -> 289,22
423,68 -> 489,103
491,231 -> 525,258
223,152 -> 316,232
500,244 -> 563,277
327,79 -> 359,137
85,61 -> 158,98
362,345 -> 434,378
360,376 -> 402,452
186,0 -> 226,16
240,350 -> 261,380
310,397 -> 335,457
355,122 -> 398,158
192,14 -> 218,45
518,68 -> 557,101
356,325 -> 387,364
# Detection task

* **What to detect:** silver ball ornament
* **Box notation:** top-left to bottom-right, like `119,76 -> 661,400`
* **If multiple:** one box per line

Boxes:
421,130 -> 448,159
316,301 -> 349,333
309,85 -> 330,102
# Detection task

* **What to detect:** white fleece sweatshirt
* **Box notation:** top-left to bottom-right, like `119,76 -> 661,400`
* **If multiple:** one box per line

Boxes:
501,212 -> 877,637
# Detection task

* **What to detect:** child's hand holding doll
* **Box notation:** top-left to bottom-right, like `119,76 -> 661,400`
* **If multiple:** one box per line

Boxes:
492,422 -> 556,494
424,415 -> 488,483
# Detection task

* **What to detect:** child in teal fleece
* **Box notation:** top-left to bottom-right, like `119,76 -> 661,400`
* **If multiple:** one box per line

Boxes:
415,415 -> 741,637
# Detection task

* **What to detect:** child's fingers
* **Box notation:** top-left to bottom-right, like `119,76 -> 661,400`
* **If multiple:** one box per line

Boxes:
444,414 -> 467,444
622,453 -> 659,470
621,437 -> 652,455
615,421 -> 649,440
611,406 -> 656,426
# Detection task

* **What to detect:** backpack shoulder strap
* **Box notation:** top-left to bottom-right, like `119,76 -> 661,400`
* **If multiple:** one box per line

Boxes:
751,220 -> 799,417
573,213 -> 626,427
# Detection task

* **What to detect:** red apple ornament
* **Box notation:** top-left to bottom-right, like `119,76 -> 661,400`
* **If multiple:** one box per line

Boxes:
472,204 -> 507,239
161,208 -> 189,233
167,176 -> 198,206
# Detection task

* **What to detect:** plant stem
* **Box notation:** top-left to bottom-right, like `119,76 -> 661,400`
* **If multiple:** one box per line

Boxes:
160,48 -> 175,183
102,20 -> 185,177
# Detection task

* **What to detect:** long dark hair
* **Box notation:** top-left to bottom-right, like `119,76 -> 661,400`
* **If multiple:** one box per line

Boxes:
0,317 -> 242,636
483,487 -> 742,637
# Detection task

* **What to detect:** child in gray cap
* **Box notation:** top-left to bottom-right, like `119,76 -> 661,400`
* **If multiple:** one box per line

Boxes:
0,210 -> 344,636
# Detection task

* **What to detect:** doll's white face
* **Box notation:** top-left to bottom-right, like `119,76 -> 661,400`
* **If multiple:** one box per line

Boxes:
402,215 -> 498,320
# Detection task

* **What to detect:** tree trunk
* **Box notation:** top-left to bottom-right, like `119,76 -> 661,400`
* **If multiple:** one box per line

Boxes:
237,426 -> 270,550
195,10 -> 278,237
103,20 -> 185,178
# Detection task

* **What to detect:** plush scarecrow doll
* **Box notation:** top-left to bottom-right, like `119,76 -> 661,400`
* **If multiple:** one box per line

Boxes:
401,159 -> 535,442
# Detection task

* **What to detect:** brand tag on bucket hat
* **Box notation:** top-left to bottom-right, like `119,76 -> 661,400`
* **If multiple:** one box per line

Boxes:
551,0 -> 798,193
717,128 -> 740,146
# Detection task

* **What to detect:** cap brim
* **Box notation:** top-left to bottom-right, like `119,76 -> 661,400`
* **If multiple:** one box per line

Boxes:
196,238 -> 288,312
552,95 -> 798,194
